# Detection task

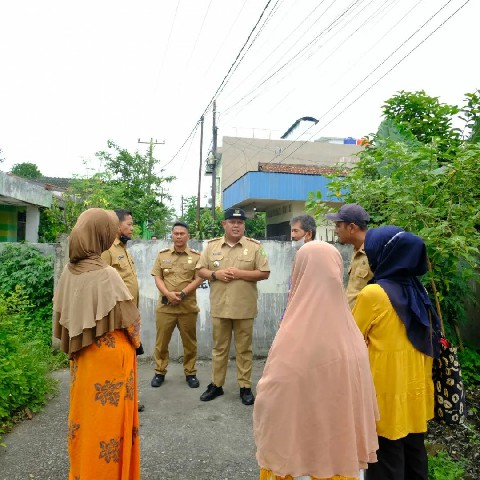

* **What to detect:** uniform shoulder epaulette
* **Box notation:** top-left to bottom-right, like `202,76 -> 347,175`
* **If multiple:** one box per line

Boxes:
246,237 -> 261,244
189,248 -> 201,255
207,237 -> 222,243
159,247 -> 170,253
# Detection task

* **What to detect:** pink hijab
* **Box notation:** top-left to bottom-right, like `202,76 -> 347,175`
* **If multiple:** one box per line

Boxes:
253,241 -> 379,479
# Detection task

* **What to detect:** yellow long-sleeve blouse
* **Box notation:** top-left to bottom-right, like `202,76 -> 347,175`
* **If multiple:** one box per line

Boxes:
353,283 -> 434,440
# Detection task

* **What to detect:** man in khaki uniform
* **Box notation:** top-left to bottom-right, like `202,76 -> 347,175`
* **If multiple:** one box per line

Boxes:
101,209 -> 144,410
101,209 -> 139,307
326,204 -> 373,309
197,208 -> 270,405
150,222 -> 203,389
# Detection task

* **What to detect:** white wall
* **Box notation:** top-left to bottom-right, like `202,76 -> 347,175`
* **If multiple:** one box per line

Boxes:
25,206 -> 40,242
129,239 -> 353,359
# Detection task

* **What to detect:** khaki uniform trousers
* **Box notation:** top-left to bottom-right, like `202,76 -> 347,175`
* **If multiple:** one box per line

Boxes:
154,311 -> 198,376
211,317 -> 254,388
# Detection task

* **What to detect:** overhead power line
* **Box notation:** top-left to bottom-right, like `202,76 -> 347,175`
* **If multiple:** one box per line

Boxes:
219,0 -> 470,184
166,0 -> 276,166
153,0 -> 181,98
272,0 -> 471,166
199,0 -> 275,119
222,0 -> 365,117
163,121 -> 200,169
204,0 -> 249,76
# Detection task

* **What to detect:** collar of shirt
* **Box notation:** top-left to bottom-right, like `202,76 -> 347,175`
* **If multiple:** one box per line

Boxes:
221,235 -> 246,248
113,237 -> 126,249
353,242 -> 366,256
168,245 -> 190,255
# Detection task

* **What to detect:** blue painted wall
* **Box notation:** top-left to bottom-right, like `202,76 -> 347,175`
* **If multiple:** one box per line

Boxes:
223,171 -> 339,209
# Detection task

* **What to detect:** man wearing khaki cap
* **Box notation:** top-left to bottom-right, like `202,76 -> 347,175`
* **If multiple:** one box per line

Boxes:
326,204 -> 373,309
196,208 -> 270,405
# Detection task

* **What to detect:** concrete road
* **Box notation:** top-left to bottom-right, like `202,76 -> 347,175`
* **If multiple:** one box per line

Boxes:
0,358 -> 267,480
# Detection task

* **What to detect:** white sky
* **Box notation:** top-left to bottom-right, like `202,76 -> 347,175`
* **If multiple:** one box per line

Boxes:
0,0 -> 478,213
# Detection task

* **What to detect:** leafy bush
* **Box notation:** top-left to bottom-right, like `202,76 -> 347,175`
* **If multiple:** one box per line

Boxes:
428,451 -> 465,480
0,289 -> 57,445
458,346 -> 480,388
0,244 -> 53,305
0,244 -> 54,346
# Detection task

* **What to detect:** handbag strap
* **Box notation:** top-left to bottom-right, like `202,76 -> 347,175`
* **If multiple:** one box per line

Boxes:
426,256 -> 445,335
427,256 -> 464,349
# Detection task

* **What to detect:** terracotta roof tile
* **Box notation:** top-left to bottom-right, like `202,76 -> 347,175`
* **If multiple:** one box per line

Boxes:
258,163 -> 350,176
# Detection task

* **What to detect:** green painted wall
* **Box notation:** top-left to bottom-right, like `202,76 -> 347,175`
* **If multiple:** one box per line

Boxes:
0,205 -> 19,242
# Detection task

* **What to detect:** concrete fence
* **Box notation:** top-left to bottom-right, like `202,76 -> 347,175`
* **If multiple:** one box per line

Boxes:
53,238 -> 353,359
49,238 -> 480,355
128,239 -> 354,359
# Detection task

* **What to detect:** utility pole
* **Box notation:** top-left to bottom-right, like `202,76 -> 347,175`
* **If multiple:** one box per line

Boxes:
138,138 -> 165,191
211,100 -> 218,217
196,116 -> 204,231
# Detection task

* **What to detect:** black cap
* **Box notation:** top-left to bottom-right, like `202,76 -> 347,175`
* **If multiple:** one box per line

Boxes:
326,204 -> 370,227
224,208 -> 246,220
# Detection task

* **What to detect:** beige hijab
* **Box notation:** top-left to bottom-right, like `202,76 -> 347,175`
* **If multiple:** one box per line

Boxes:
53,208 -> 139,356
253,241 -> 379,479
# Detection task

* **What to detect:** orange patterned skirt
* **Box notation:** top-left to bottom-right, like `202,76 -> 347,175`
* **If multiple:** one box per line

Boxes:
260,468 -> 357,480
68,330 -> 140,479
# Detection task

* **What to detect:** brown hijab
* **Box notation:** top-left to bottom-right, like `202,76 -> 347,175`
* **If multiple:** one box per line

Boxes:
253,241 -> 379,478
68,208 -> 119,273
53,208 -> 139,356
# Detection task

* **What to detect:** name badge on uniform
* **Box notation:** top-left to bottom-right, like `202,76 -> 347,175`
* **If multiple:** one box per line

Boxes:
213,252 -> 222,256
213,260 -> 220,268
243,249 -> 248,255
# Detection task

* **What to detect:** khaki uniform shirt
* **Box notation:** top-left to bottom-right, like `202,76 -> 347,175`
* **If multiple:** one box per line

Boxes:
346,243 -> 373,310
151,246 -> 201,314
101,238 -> 139,307
196,236 -> 270,319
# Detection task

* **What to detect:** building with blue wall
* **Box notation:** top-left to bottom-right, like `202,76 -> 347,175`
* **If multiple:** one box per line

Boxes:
207,136 -> 362,239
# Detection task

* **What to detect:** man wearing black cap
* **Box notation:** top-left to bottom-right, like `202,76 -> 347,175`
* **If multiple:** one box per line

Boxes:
196,208 -> 270,405
326,204 -> 373,309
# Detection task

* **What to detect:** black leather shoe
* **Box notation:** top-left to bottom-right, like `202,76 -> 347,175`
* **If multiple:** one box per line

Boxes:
240,387 -> 255,405
186,375 -> 200,388
200,383 -> 224,401
151,373 -> 165,388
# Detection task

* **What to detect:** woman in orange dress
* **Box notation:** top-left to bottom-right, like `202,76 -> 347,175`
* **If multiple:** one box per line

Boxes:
53,208 -> 141,480
253,241 -> 379,480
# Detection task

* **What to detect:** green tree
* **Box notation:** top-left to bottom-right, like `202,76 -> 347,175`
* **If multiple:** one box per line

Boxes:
11,162 -> 42,179
307,90 -> 480,339
381,90 -> 461,161
41,141 -> 176,241
179,197 -> 266,239
460,90 -> 480,143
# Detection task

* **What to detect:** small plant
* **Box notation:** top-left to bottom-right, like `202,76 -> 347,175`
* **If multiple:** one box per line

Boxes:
428,451 -> 465,480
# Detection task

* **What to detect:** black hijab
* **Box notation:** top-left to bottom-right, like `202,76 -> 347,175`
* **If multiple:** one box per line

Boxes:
364,226 -> 441,357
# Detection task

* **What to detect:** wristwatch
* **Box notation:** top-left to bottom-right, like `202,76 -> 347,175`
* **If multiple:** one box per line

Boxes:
211,271 -> 217,281
179,291 -> 187,300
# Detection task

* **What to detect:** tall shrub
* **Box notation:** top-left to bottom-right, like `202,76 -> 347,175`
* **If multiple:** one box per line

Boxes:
0,244 -> 54,346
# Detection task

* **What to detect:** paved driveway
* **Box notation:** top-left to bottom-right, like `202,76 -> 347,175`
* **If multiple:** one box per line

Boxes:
0,358 -> 266,480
